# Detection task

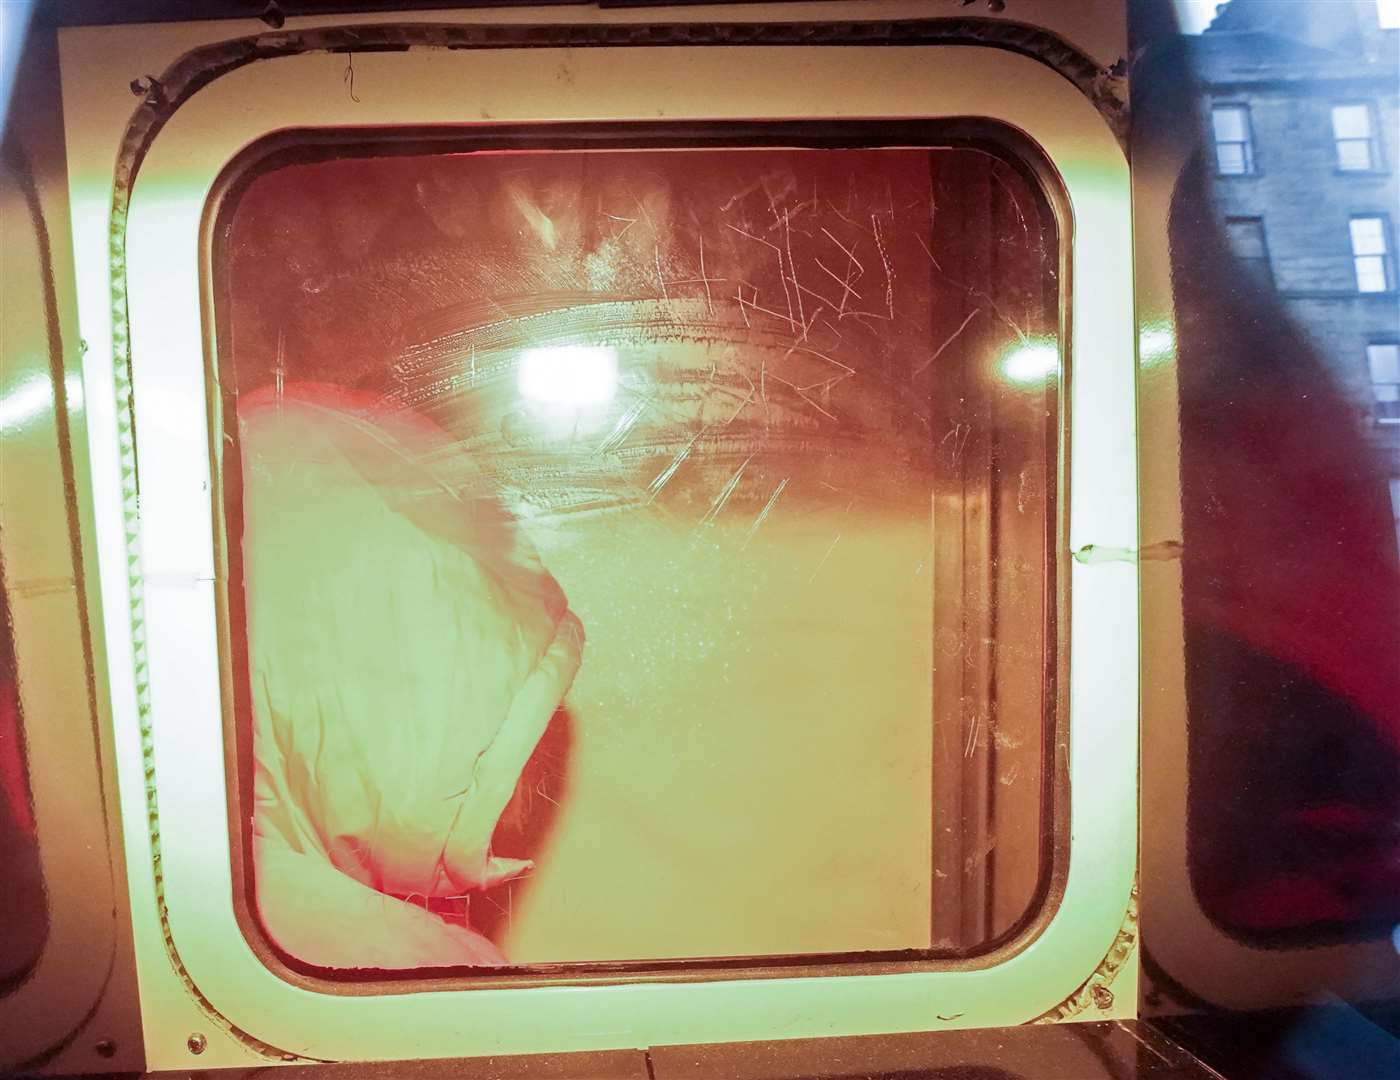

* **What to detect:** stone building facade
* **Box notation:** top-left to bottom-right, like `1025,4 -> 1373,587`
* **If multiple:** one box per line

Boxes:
1191,0 -> 1400,550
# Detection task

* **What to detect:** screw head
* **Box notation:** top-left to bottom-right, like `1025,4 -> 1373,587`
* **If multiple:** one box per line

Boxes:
187,1032 -> 207,1055
94,1038 -> 117,1058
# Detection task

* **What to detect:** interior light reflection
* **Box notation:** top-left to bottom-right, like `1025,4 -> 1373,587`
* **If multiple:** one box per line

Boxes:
517,344 -> 620,438
518,345 -> 618,409
999,340 -> 1059,386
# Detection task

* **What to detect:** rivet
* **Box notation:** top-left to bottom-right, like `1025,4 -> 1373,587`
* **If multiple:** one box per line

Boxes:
187,1032 -> 207,1055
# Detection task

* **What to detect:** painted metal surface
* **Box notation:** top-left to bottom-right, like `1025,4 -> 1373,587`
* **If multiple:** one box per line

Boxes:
0,26 -> 144,1076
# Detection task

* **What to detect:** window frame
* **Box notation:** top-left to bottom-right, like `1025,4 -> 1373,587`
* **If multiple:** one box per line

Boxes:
60,19 -> 1138,1069
1223,215 -> 1274,290
1330,101 -> 1384,174
1350,214 -> 1396,293
1366,341 -> 1400,425
1389,478 -> 1400,560
1210,103 -> 1256,177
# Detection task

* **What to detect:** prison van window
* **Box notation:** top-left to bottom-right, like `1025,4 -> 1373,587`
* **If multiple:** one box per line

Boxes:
210,135 -> 1063,976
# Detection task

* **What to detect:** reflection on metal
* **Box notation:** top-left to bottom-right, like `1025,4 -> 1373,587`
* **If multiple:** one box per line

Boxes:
0,127 -> 137,1073
1030,882 -> 1139,1025
0,568 -> 45,999
1138,326 -> 1175,366
0,373 -> 84,435
0,374 -> 53,433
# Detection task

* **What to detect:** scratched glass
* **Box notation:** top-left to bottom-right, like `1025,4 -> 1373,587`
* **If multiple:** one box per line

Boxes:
213,140 -> 1061,971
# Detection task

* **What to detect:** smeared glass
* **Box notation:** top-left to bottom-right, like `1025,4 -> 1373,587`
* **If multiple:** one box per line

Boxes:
214,138 -> 1061,970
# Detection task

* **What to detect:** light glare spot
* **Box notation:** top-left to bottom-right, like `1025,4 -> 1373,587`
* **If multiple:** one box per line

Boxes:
65,372 -> 85,412
0,374 -> 53,433
1000,341 -> 1059,385
1140,326 -> 1176,364
518,345 -> 618,408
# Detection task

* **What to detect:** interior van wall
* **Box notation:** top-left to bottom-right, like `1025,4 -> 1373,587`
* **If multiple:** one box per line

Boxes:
0,21 -> 145,1076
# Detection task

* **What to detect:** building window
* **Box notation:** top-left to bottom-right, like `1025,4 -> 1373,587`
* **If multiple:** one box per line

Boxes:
1211,105 -> 1255,175
1332,103 -> 1381,172
1368,343 -> 1400,423
1351,215 -> 1395,292
1390,478 -> 1400,562
1225,217 -> 1273,289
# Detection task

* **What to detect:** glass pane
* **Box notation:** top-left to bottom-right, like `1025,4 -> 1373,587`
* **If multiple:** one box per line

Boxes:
1212,105 -> 1247,141
1357,255 -> 1388,292
1350,217 -> 1386,255
215,137 -> 1061,972
1226,219 -> 1268,259
1337,139 -> 1374,171
1392,483 -> 1400,569
1331,104 -> 1371,139
1215,142 -> 1248,175
1369,344 -> 1400,384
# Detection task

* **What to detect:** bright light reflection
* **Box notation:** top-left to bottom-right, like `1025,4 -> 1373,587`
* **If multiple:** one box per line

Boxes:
1000,341 -> 1059,385
1140,326 -> 1176,364
65,372 -> 84,412
518,345 -> 618,408
0,373 -> 53,433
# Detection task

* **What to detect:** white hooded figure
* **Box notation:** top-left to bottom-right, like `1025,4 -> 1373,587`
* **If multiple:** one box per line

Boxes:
240,385 -> 584,969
